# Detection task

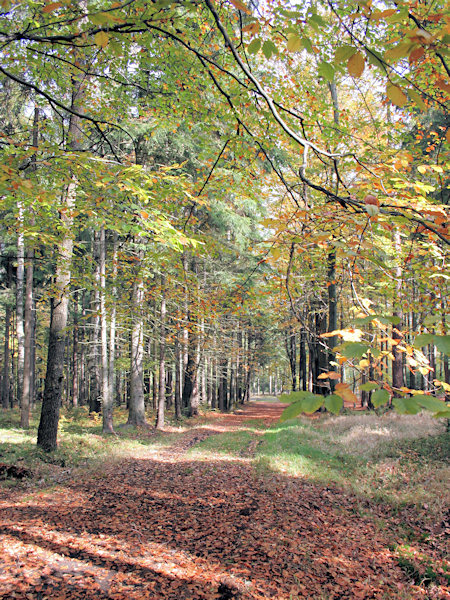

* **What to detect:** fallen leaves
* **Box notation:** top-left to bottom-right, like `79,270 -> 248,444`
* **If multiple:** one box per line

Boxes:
0,403 -> 448,599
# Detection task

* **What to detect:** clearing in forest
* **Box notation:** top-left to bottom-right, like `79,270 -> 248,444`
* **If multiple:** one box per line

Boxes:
0,400 -> 449,600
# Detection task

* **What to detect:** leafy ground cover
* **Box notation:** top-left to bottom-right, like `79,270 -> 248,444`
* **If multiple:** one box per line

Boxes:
0,401 -> 448,599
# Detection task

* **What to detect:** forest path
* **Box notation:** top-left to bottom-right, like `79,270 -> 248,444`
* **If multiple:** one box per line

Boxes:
0,400 -> 445,600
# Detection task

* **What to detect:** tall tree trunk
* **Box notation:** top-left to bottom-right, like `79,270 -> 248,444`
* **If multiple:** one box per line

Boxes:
89,232 -> 101,413
174,335 -> 182,419
20,247 -> 34,428
392,231 -> 404,395
128,246 -> 147,426
36,181 -> 75,450
100,227 -> 114,433
156,276 -> 166,429
108,232 -> 118,408
71,291 -> 79,407
1,259 -> 12,409
37,93 -> 83,448
299,329 -> 307,391
16,202 -> 25,409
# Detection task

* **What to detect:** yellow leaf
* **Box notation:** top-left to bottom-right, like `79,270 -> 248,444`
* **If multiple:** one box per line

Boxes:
43,2 -> 62,12
94,31 -> 109,48
271,247 -> 281,260
287,34 -> 302,52
359,359 -> 370,368
417,165 -> 427,174
347,51 -> 365,77
229,0 -> 251,14
386,84 -> 407,107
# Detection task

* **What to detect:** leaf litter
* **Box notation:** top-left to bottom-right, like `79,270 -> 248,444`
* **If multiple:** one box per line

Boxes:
0,401 -> 448,599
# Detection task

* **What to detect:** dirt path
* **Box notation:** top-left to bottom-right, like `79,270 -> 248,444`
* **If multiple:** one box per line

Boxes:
0,401 -> 446,599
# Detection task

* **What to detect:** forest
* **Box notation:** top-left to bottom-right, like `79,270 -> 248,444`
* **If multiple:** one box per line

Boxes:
0,0 -> 449,598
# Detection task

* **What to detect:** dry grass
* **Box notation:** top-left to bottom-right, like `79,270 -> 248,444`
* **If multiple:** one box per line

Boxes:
314,411 -> 446,457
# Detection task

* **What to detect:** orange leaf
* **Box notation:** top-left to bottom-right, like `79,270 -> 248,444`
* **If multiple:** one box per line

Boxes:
347,52 -> 365,77
335,383 -> 358,404
229,0 -> 251,14
43,1 -> 62,12
409,46 -> 425,63
318,371 -> 341,380
436,79 -> 450,94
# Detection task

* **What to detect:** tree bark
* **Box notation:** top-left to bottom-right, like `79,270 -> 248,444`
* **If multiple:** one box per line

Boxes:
156,276 -> 166,429
127,245 -> 147,426
36,95 -> 84,448
100,227 -> 114,433
20,247 -> 34,428
1,259 -> 12,409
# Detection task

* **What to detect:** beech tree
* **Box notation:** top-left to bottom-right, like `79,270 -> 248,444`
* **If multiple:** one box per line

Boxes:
0,0 -> 448,449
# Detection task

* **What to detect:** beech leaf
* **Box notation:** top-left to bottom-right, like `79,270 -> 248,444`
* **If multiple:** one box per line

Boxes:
347,52 -> 365,77
386,84 -> 407,107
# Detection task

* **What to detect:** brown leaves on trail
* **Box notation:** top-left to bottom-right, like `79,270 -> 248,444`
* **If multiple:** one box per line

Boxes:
0,403 -> 448,599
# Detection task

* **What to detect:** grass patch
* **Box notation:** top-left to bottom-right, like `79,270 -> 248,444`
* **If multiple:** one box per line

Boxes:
188,430 -> 256,458
394,543 -> 450,588
0,405 -> 178,487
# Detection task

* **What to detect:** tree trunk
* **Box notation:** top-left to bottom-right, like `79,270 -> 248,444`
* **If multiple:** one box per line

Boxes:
1,259 -> 12,409
156,276 -> 166,430
128,246 -> 147,427
392,231 -> 404,395
71,291 -> 79,407
16,202 -> 25,410
100,227 -> 114,433
20,248 -> 34,428
36,5 -> 87,449
108,232 -> 118,408
89,232 -> 101,413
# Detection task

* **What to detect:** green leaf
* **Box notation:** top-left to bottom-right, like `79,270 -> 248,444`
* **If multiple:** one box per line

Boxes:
334,45 -> 356,64
339,342 -> 370,359
414,334 -> 434,348
310,13 -> 326,27
301,395 -> 326,414
408,89 -> 426,110
89,12 -> 110,25
366,48 -> 384,69
392,397 -> 420,414
318,61 -> 335,81
247,38 -> 261,54
280,401 -> 305,422
433,410 -> 450,419
262,40 -> 278,59
377,315 -> 401,325
301,37 -> 313,53
434,335 -> 450,356
279,391 -> 324,420
324,394 -> 343,414
414,394 -> 448,412
279,390 -> 316,404
372,388 -> 390,408
360,382 -> 379,392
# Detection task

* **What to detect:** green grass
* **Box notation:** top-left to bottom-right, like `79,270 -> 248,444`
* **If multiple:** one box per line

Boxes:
190,412 -> 449,521
0,405 -> 178,486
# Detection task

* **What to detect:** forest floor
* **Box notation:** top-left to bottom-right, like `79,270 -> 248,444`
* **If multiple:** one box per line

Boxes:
0,399 -> 449,599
